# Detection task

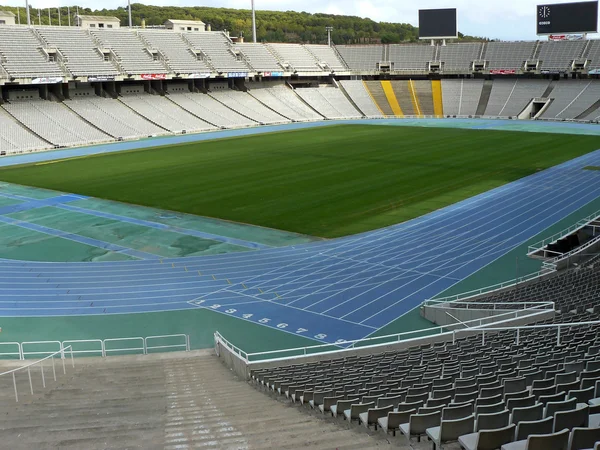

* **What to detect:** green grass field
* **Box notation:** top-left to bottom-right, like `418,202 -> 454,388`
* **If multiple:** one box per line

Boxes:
1,125 -> 599,237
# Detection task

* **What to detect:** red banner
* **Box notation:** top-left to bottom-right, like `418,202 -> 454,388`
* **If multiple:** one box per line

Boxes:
141,73 -> 167,80
490,69 -> 516,75
549,35 -> 567,41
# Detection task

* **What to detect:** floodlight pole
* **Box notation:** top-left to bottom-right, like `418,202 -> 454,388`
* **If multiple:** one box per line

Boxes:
326,26 -> 333,46
128,0 -> 132,28
24,0 -> 31,26
251,0 -> 257,43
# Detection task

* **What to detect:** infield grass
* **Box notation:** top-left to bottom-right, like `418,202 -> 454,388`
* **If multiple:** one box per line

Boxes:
0,125 -> 598,237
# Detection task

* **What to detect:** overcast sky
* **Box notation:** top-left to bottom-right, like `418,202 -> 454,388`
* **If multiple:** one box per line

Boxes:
3,0 -> 599,41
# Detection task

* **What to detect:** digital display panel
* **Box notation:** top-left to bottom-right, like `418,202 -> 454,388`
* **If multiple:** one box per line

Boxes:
419,8 -> 458,39
537,1 -> 598,34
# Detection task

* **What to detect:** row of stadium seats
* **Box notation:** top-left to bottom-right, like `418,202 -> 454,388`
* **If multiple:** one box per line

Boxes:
249,281 -> 600,448
2,26 -> 600,78
1,79 -> 600,155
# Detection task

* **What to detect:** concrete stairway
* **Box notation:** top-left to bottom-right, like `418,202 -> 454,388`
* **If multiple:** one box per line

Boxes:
0,351 -> 408,449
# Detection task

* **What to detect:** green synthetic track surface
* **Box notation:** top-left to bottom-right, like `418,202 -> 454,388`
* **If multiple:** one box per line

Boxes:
2,125 -> 600,238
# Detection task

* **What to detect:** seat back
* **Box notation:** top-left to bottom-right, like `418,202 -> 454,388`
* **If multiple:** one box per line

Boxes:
504,377 -> 527,394
442,403 -> 473,421
532,378 -> 555,389
476,401 -> 506,417
409,410 -> 441,435
419,405 -> 444,414
475,409 -> 510,432
477,424 -> 516,450
322,395 -> 345,411
428,395 -> 452,408
553,405 -> 589,432
377,395 -> 402,409
480,385 -> 504,398
350,401 -> 375,420
476,393 -> 503,407
511,403 -> 543,425
386,409 -> 416,430
555,371 -> 577,385
515,416 -> 554,441
567,386 -> 595,404
539,391 -> 566,406
507,395 -> 536,411
405,392 -> 429,404
545,397 -> 577,418
567,426 -> 600,450
368,405 -> 394,424
397,400 -> 424,412
526,428 -> 570,450
335,398 -> 360,414
439,414 -> 475,442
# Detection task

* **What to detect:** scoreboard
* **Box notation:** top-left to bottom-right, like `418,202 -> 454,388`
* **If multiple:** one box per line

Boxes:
537,1 -> 598,35
419,9 -> 458,39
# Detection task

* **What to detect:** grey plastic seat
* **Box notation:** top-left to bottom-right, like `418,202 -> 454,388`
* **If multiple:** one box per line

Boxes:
477,394 -> 503,407
377,395 -> 403,409
514,416 -> 554,441
319,394 -> 344,414
568,387 -> 595,405
398,399 -> 425,412
378,408 -> 416,436
567,426 -> 600,450
507,395 -> 536,412
480,384 -> 504,397
426,414 -> 475,450
475,409 -> 510,431
510,403 -> 543,425
343,401 -> 375,422
501,428 -> 570,450
456,391 -> 479,404
331,397 -> 359,418
420,405 -> 446,414
399,410 -> 442,442
532,378 -> 555,390
443,403 -> 474,421
429,396 -> 453,408
553,405 -> 589,432
477,401 -> 506,417
359,404 -> 394,430
458,424 -> 516,450
545,398 -> 578,418
556,372 -> 578,385
309,389 -> 334,409
504,378 -> 527,395
540,392 -> 567,406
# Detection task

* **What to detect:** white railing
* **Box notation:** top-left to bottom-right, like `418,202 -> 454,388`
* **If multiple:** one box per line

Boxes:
214,301 -> 552,364
1,334 -> 190,360
527,209 -> 600,254
0,345 -> 74,402
455,319 -> 600,347
424,269 -> 551,304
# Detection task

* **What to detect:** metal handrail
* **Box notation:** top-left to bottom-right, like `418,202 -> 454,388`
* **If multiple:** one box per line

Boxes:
0,345 -> 74,402
0,342 -> 22,360
145,334 -> 189,353
457,319 -> 600,346
2,334 -> 191,360
62,339 -> 104,357
215,301 -> 553,363
527,209 -> 600,254
424,269 -> 551,304
22,340 -> 62,359
104,337 -> 145,355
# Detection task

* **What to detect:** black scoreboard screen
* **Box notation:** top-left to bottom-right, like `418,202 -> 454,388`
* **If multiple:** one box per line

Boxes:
419,8 -> 458,39
537,1 -> 598,35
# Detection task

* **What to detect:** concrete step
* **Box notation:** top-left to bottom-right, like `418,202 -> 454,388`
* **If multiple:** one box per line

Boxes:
0,351 -> 412,449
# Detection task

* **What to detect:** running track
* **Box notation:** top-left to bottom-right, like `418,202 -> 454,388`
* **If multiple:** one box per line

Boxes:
1,119 -> 600,345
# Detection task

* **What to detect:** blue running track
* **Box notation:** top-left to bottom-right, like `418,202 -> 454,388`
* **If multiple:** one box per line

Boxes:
1,119 -> 600,345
